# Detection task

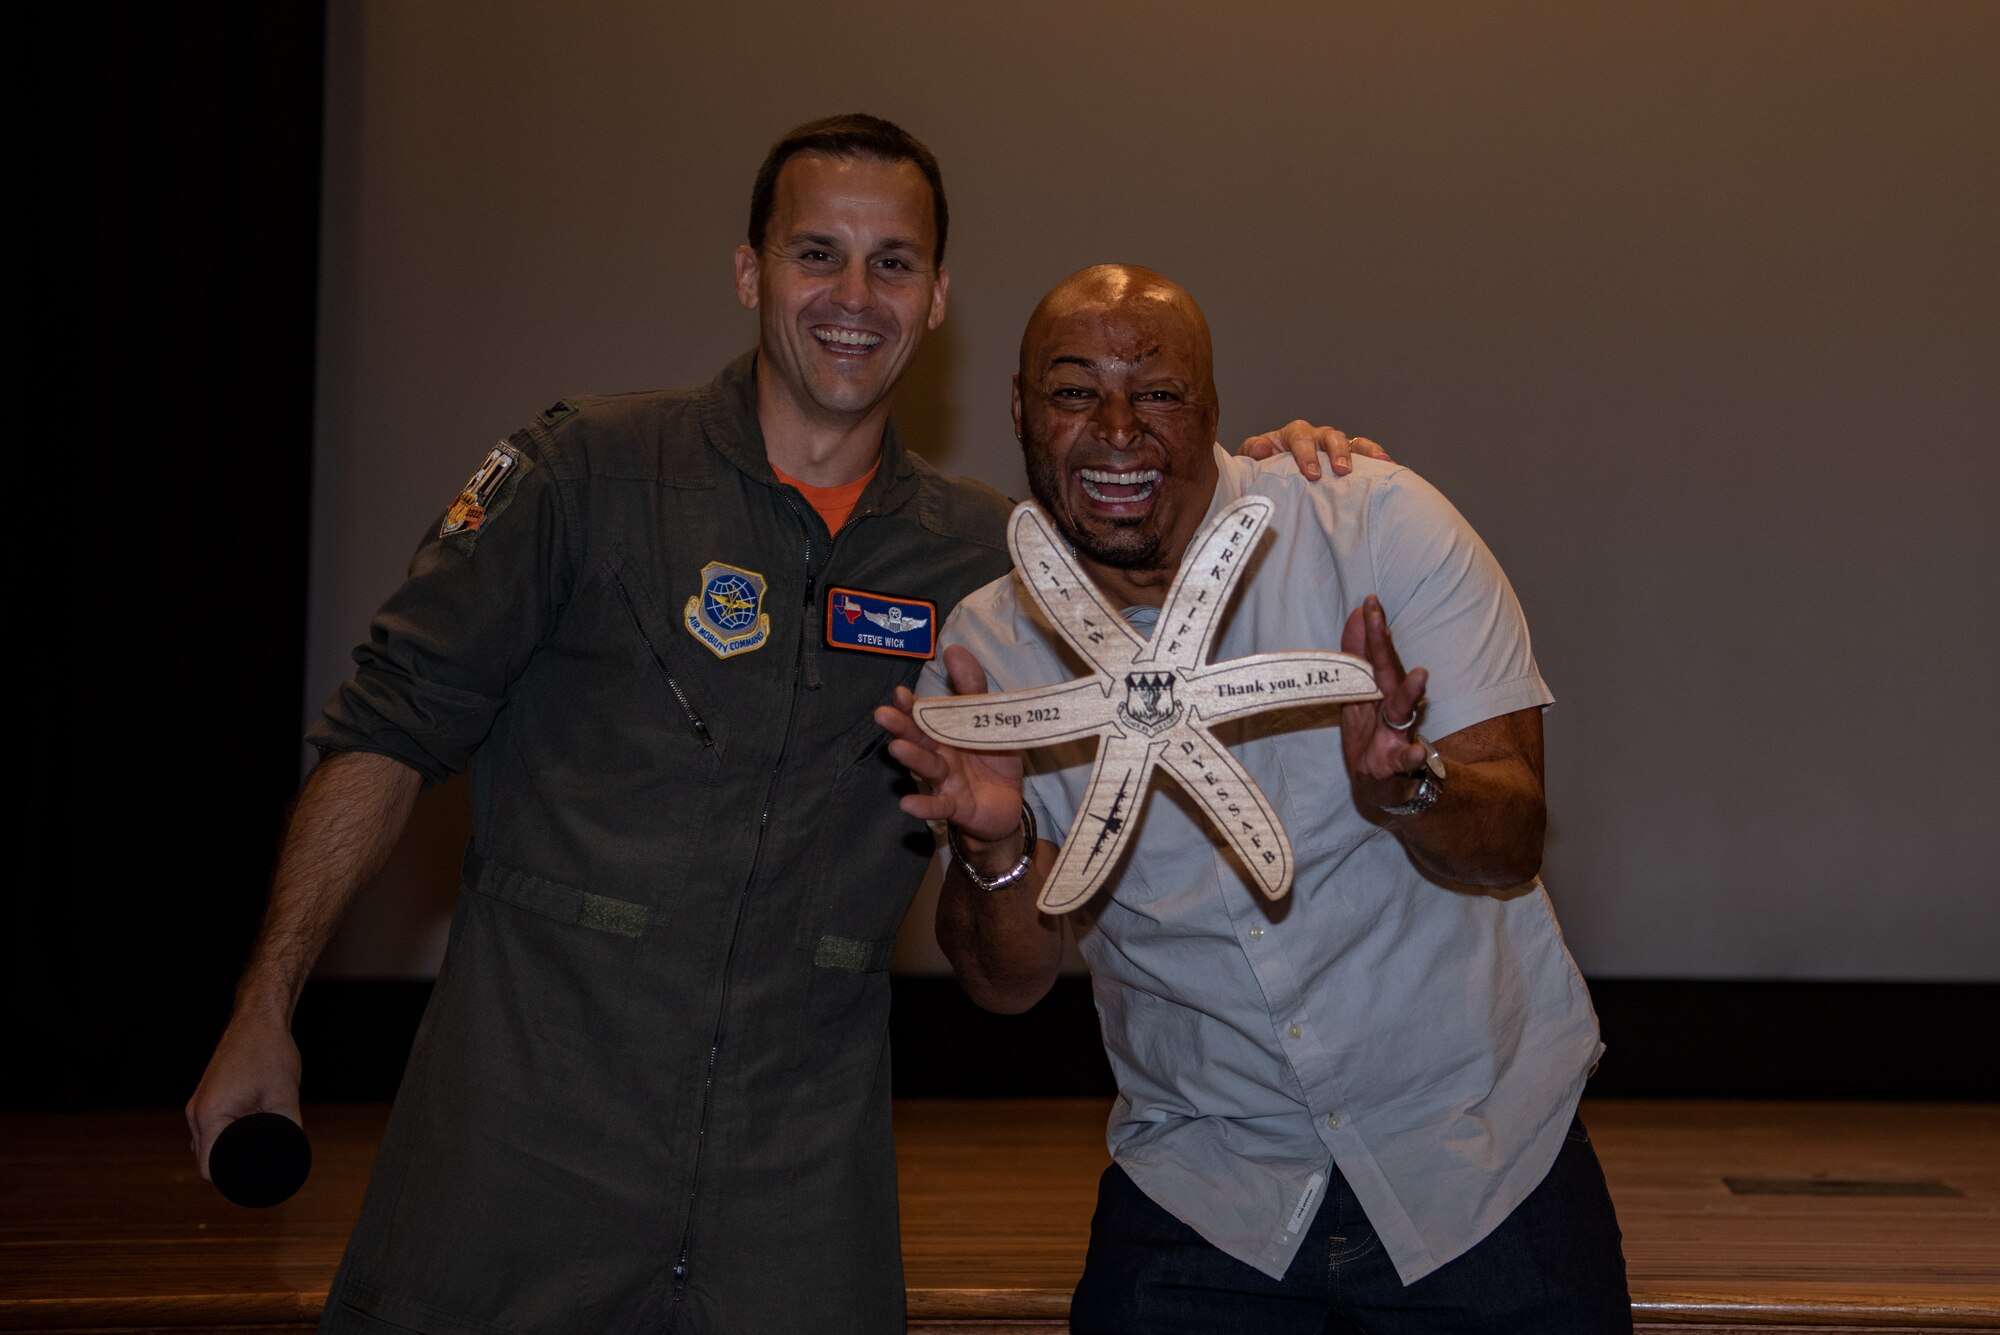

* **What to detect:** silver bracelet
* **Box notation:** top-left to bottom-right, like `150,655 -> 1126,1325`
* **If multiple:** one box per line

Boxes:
948,802 -> 1037,892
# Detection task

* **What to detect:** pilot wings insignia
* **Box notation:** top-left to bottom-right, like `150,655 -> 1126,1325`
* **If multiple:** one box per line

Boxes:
825,586 -> 938,659
863,607 -> 929,634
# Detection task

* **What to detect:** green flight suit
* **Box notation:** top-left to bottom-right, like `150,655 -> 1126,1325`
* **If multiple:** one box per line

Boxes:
312,352 -> 1012,1334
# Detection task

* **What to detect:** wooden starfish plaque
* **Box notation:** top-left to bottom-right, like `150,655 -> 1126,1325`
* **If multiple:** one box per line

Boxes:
914,495 -> 1382,914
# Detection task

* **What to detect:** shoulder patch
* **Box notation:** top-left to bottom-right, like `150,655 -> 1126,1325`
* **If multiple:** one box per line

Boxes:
439,442 -> 529,553
537,399 -> 578,427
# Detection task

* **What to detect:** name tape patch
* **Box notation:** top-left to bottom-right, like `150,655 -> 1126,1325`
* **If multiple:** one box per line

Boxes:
825,586 -> 936,659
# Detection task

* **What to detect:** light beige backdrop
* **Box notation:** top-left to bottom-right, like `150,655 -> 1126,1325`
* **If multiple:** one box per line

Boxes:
310,1 -> 1999,981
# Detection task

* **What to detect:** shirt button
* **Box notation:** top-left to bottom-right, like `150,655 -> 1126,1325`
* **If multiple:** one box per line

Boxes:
1326,1114 -> 1341,1130
1288,1023 -> 1303,1039
1248,925 -> 1264,941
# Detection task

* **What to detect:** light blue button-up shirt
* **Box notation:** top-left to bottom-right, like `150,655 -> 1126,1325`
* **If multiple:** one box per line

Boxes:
928,450 -> 1601,1284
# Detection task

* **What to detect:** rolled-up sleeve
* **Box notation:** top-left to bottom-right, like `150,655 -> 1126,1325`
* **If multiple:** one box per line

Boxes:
308,429 -> 573,784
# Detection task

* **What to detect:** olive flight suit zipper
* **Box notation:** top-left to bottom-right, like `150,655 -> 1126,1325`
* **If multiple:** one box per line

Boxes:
667,492 -> 857,1317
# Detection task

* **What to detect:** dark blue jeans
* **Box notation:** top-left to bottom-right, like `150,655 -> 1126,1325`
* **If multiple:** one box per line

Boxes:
1070,1117 -> 1631,1334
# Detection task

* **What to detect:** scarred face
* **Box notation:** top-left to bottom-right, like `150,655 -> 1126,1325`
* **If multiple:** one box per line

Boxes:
1013,270 -> 1220,600
735,153 -> 948,437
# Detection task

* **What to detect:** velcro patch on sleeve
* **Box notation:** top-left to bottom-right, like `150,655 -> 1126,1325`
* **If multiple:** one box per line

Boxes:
439,442 -> 528,554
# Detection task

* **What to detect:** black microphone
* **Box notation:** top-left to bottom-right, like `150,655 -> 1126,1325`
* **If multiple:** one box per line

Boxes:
209,1112 -> 312,1208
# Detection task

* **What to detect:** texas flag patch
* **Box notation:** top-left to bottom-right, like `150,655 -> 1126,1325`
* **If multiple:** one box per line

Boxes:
825,586 -> 937,659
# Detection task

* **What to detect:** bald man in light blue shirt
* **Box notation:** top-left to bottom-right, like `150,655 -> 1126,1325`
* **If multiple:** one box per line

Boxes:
880,265 -> 1629,1333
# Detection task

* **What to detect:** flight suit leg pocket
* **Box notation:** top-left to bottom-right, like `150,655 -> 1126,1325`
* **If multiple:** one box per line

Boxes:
461,852 -> 646,1044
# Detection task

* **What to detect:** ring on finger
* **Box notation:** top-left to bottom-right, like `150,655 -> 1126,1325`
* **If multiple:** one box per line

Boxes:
1380,706 -> 1417,731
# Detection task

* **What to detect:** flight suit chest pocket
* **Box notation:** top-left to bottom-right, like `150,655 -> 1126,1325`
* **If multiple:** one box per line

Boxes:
598,553 -> 728,755
495,555 -> 732,886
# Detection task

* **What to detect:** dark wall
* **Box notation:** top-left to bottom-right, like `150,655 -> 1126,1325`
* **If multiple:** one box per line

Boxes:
17,4 -> 325,1108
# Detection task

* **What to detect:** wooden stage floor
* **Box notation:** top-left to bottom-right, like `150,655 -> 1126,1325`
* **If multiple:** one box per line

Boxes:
2,1100 -> 1994,1333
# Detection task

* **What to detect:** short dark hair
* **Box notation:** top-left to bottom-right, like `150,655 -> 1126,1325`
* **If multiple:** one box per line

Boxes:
747,113 -> 949,266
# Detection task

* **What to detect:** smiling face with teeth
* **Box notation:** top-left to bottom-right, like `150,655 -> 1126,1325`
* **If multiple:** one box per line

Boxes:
734,152 -> 948,479
1013,266 -> 1221,606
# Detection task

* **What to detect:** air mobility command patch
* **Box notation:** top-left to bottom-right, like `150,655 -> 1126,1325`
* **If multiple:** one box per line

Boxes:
684,561 -> 771,658
439,443 -> 527,554
825,586 -> 936,659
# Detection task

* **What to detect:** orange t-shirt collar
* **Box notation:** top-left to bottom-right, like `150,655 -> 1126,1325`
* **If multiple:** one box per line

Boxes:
770,456 -> 881,534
